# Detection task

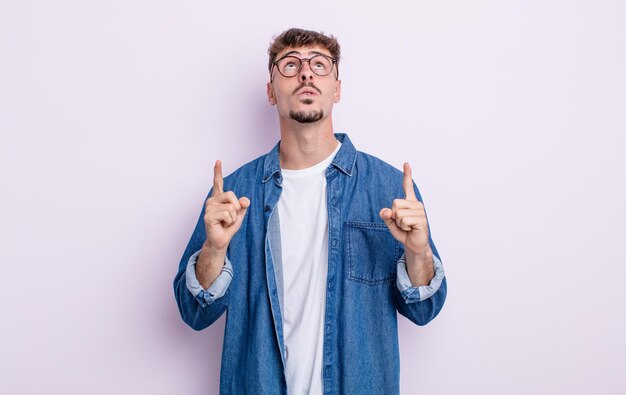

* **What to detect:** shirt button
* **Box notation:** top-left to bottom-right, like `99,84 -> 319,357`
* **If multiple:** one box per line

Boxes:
264,205 -> 270,212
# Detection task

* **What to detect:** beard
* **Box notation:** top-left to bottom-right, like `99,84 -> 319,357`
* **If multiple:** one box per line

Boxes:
289,107 -> 324,123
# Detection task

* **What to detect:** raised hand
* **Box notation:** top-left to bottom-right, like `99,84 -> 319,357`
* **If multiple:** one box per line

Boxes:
378,162 -> 430,258
203,160 -> 250,252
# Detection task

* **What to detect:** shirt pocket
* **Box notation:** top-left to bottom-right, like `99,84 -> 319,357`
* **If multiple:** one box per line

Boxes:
345,221 -> 401,285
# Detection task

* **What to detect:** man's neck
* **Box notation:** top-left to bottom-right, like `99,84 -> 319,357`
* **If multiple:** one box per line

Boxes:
278,117 -> 338,170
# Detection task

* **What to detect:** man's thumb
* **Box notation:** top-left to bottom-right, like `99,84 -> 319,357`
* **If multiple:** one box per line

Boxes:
379,208 -> 393,228
239,197 -> 250,217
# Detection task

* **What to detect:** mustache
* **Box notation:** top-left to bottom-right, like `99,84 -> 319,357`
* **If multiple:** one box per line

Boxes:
293,82 -> 322,95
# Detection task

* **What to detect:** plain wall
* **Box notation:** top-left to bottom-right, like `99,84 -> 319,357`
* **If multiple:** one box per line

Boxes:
1,0 -> 625,394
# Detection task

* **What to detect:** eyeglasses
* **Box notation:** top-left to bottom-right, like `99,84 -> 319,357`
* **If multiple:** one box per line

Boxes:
271,54 -> 338,81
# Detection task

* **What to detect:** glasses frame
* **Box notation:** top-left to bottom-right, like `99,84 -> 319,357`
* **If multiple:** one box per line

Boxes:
270,54 -> 339,82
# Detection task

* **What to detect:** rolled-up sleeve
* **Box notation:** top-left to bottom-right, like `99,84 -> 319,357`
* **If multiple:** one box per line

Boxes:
396,253 -> 445,304
185,250 -> 234,308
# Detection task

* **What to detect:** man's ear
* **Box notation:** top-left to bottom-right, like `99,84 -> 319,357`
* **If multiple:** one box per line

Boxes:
267,82 -> 277,105
333,79 -> 342,103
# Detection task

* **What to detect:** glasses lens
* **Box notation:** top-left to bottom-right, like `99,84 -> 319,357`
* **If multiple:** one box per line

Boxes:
277,56 -> 301,77
309,55 -> 333,76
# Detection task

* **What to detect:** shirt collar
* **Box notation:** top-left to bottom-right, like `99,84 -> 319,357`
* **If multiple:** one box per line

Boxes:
262,133 -> 357,183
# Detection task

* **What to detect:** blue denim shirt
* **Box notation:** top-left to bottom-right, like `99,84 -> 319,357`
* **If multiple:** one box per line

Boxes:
173,133 -> 447,394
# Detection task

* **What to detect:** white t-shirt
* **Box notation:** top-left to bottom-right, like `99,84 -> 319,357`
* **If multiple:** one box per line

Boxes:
277,140 -> 342,395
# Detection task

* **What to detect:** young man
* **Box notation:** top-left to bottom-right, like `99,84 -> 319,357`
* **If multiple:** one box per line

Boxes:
173,28 -> 447,394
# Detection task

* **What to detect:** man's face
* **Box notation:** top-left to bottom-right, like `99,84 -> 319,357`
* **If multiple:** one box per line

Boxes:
267,45 -> 341,124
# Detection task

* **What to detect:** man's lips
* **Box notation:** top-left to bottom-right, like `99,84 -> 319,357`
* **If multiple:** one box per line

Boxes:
293,84 -> 322,96
297,89 -> 319,96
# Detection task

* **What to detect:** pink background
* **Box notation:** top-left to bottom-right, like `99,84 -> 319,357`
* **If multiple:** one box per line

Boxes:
1,1 -> 625,394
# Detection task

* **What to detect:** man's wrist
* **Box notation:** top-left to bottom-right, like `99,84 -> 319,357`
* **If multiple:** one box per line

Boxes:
201,241 -> 227,260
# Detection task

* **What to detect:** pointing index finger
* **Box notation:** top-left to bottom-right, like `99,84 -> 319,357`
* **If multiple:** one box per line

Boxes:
403,162 -> 417,201
212,160 -> 224,196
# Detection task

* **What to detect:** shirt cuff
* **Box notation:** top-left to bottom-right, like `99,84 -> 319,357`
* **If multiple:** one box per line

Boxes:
185,249 -> 233,307
396,252 -> 445,304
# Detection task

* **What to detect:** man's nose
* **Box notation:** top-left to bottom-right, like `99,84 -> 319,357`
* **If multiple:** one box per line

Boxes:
299,60 -> 314,81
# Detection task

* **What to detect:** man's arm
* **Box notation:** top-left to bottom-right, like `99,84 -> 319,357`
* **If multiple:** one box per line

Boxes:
379,162 -> 447,325
173,160 -> 249,331
173,219 -> 230,331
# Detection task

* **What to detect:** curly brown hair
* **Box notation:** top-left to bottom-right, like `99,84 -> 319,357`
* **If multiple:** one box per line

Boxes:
267,28 -> 341,74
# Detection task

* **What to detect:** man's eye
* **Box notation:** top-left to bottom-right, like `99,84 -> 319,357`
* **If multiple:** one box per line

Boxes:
313,62 -> 326,69
284,62 -> 297,69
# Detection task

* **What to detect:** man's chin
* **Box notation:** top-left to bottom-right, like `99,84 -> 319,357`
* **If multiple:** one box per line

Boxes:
289,110 -> 324,123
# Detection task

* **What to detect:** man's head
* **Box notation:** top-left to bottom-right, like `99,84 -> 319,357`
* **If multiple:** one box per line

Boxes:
267,28 -> 341,76
266,28 -> 342,124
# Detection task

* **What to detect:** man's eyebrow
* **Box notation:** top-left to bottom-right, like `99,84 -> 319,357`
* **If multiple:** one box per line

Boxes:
309,50 -> 330,57
280,50 -> 331,58
283,50 -> 302,57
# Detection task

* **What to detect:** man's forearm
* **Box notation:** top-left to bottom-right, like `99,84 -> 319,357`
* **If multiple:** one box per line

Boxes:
406,248 -> 435,287
196,242 -> 227,289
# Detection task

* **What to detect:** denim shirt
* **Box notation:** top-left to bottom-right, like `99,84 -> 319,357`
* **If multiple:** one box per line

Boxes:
173,133 -> 447,394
